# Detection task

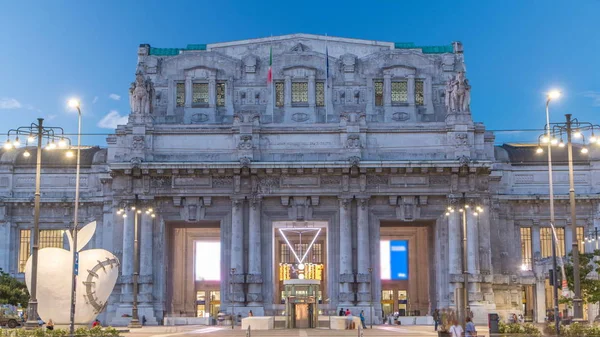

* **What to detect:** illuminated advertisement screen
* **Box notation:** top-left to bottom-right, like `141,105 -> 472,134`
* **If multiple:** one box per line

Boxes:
195,241 -> 221,281
380,240 -> 408,280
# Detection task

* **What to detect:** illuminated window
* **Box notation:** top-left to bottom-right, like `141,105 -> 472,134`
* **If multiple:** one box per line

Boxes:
292,82 -> 308,104
374,81 -> 383,106
195,241 -> 220,281
316,82 -> 325,107
281,244 -> 292,264
192,83 -> 209,106
275,82 -> 284,107
176,83 -> 185,107
520,227 -> 532,270
18,229 -> 31,273
577,226 -> 585,253
391,81 -> 408,103
381,290 -> 393,301
280,243 -> 322,263
540,227 -> 565,258
415,80 -> 424,105
40,230 -> 64,249
196,291 -> 206,317
216,83 -> 226,107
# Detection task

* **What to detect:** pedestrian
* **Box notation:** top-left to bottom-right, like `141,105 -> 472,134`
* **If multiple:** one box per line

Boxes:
346,310 -> 354,329
46,319 -> 54,331
433,309 -> 440,331
92,319 -> 101,328
449,320 -> 463,337
345,308 -> 350,316
465,317 -> 477,337
339,308 -> 344,316
248,310 -> 253,317
360,310 -> 366,329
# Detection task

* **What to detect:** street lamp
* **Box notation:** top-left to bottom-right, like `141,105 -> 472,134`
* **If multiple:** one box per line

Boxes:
368,267 -> 373,329
67,99 -> 82,337
536,109 -> 600,323
230,268 -> 236,329
5,119 -> 73,329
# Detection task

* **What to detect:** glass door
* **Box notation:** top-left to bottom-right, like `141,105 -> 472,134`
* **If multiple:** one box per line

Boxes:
381,290 -> 394,318
209,291 -> 221,318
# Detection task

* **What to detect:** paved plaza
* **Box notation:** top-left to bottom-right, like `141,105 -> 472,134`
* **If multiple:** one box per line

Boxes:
121,325 -> 491,337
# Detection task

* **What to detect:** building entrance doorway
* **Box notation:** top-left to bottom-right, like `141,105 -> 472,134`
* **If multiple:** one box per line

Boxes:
284,280 -> 319,328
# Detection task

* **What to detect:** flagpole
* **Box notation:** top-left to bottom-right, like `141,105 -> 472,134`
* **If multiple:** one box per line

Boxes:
325,43 -> 329,124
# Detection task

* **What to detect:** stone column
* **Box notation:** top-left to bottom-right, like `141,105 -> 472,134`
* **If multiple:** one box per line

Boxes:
284,75 -> 292,107
383,74 -> 392,107
565,225 -> 573,254
534,269 -> 547,323
208,76 -> 216,108
121,209 -> 134,301
230,198 -> 245,306
532,225 -> 541,258
140,213 -> 153,295
357,197 -> 370,304
339,197 -> 353,305
448,211 -> 461,275
308,75 -> 316,108
407,75 -> 416,106
467,211 -> 480,274
185,76 -> 192,108
247,197 -> 263,307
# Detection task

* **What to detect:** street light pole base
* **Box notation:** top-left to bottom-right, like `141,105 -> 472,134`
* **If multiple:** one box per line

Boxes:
128,319 -> 142,328
24,320 -> 40,330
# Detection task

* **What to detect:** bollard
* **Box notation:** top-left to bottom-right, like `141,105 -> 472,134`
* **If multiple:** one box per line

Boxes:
246,325 -> 251,337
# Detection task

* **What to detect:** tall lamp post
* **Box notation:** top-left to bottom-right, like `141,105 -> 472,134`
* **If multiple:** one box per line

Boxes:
67,99 -> 83,337
4,120 -> 73,329
536,110 -> 600,322
445,194 -> 484,328
368,267 -> 373,329
116,195 -> 156,328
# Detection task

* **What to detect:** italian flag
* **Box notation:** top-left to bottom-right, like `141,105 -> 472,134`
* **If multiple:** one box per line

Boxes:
267,47 -> 273,84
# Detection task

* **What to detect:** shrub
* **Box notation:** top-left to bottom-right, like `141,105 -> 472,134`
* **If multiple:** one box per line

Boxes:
498,322 -> 541,335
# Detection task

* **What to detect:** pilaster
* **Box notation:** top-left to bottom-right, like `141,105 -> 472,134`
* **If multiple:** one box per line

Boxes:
339,197 -> 353,305
357,197 -> 371,304
247,196 -> 263,307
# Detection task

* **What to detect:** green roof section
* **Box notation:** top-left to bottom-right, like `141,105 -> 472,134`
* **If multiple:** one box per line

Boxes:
394,42 -> 454,54
148,44 -> 207,56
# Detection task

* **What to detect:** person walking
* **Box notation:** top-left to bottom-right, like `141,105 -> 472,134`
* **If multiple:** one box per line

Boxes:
433,309 -> 440,331
360,310 -> 367,329
46,319 -> 54,331
449,320 -> 463,337
465,317 -> 477,337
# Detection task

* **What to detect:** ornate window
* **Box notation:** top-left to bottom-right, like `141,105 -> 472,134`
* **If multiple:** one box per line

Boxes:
192,83 -> 209,106
275,82 -> 284,107
541,227 -> 565,258
18,229 -> 30,273
577,226 -> 585,253
520,227 -> 532,270
391,81 -> 408,103
374,80 -> 383,106
216,83 -> 226,107
415,80 -> 425,105
292,82 -> 308,104
40,229 -> 64,249
280,243 -> 291,263
316,82 -> 325,107
176,83 -> 185,107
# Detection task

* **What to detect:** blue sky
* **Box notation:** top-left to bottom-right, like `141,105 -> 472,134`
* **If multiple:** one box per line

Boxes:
1,0 -> 599,146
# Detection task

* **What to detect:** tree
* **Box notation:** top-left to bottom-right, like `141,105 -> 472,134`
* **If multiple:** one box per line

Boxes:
0,268 -> 29,307
560,250 -> 600,305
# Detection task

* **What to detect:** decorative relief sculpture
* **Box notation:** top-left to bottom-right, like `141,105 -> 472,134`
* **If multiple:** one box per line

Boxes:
25,221 -> 119,325
191,113 -> 209,123
391,112 -> 410,122
348,156 -> 360,167
346,135 -> 361,149
291,112 -> 309,122
238,135 -> 253,150
129,72 -> 153,115
341,54 -> 357,73
239,157 -> 251,168
132,135 -> 145,151
445,71 -> 471,113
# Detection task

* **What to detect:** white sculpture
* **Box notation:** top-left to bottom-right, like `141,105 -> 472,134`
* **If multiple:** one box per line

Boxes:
129,72 -> 153,114
25,221 -> 119,325
446,71 -> 471,113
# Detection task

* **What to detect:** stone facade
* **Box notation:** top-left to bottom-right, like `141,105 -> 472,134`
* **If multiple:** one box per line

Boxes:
0,34 -> 599,325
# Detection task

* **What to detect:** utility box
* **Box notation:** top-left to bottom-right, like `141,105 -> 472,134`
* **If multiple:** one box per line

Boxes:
488,313 -> 500,333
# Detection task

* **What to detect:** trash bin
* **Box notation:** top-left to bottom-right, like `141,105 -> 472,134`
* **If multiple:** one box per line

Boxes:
488,313 -> 500,334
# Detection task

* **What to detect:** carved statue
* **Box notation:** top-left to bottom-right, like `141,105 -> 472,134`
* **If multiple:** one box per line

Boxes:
445,71 -> 471,113
129,72 -> 153,114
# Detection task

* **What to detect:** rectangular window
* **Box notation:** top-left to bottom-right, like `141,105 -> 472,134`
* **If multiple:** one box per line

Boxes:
391,81 -> 408,103
281,243 -> 291,264
216,83 -> 226,107
192,83 -> 209,106
577,226 -> 585,253
520,227 -> 532,270
541,227 -> 565,258
316,82 -> 325,107
176,83 -> 185,107
381,290 -> 394,301
291,82 -> 308,104
275,82 -> 284,107
40,229 -> 64,249
18,229 -> 31,273
415,80 -> 425,105
374,80 -> 384,106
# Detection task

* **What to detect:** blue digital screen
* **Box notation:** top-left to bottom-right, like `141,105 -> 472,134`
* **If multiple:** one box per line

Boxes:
380,240 -> 409,280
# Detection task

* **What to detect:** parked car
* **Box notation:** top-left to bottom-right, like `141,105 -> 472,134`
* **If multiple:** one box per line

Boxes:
0,308 -> 21,329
